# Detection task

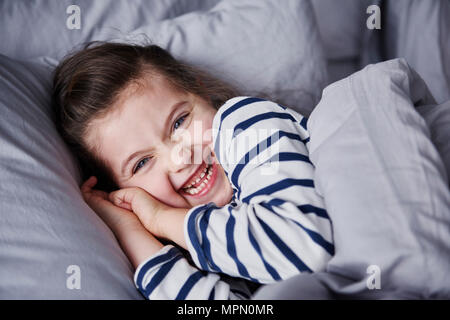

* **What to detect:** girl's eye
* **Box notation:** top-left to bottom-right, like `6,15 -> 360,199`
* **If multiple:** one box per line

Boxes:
133,157 -> 151,174
173,114 -> 189,131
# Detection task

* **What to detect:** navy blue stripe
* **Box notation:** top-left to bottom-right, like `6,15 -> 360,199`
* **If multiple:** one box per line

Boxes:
265,152 -> 312,165
208,287 -> 215,300
294,222 -> 335,256
298,204 -> 330,220
263,198 -> 286,207
232,112 -> 298,138
231,130 -> 309,192
187,204 -> 216,271
264,198 -> 330,220
231,133 -> 273,189
300,116 -> 308,130
234,151 -> 313,198
135,247 -> 181,292
215,97 -> 266,163
255,215 -> 312,272
199,205 -> 223,273
247,220 -> 281,281
175,271 -> 205,300
221,97 -> 266,123
260,202 -> 334,256
143,254 -> 183,297
225,207 -> 258,282
242,178 -> 315,204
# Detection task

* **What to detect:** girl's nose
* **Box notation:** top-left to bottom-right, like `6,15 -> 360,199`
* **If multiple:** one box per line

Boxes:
168,142 -> 206,173
166,143 -> 193,173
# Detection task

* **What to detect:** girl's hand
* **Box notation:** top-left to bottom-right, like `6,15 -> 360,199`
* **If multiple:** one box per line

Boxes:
108,186 -> 169,237
81,176 -> 142,234
81,176 -> 164,268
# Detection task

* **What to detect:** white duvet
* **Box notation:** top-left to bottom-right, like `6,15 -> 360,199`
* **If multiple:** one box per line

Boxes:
255,58 -> 450,299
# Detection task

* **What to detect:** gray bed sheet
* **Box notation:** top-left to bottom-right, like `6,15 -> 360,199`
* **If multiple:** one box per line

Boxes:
254,59 -> 450,300
255,1 -> 450,298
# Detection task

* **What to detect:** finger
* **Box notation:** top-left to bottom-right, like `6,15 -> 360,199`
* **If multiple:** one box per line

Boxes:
109,188 -> 138,207
110,188 -> 151,215
81,176 -> 97,193
87,198 -> 136,233
116,201 -> 133,211
91,189 -> 109,200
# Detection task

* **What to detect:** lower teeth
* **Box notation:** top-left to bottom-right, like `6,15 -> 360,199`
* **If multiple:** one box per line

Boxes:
184,165 -> 212,194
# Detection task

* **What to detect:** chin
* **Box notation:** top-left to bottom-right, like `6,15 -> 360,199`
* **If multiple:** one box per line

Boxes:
213,192 -> 233,207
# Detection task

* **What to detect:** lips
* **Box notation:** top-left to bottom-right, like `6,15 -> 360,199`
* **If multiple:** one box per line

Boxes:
182,161 -> 209,188
180,151 -> 218,197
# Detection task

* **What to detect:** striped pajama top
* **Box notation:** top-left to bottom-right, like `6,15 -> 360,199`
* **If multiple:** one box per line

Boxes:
134,97 -> 334,299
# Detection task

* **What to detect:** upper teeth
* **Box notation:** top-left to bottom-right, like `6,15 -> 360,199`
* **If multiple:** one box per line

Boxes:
184,165 -> 213,194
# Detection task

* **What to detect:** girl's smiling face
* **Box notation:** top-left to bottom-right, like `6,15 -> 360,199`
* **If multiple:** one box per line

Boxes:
84,74 -> 233,208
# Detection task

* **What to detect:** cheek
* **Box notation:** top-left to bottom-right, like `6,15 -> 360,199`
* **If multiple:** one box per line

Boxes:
132,173 -> 187,208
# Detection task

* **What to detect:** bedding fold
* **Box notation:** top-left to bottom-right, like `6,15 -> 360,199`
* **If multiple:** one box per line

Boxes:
254,59 -> 450,299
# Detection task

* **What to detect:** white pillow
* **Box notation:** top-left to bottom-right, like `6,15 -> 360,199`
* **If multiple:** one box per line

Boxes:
128,0 -> 328,115
417,100 -> 450,187
0,0 -> 327,116
311,0 -> 368,61
0,54 -> 143,299
382,0 -> 450,103
0,0 -> 220,61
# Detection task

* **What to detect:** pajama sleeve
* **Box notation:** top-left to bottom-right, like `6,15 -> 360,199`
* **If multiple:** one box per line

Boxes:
134,245 -> 253,299
184,97 -> 335,284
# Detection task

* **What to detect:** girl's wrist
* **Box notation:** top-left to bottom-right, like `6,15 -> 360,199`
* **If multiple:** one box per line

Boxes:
115,223 -> 164,268
113,219 -> 147,240
155,207 -> 189,250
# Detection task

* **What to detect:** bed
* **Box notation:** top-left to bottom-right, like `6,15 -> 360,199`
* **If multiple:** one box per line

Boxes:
0,0 -> 449,299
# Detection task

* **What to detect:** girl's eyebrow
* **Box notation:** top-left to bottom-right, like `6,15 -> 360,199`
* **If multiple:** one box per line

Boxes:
120,100 -> 187,176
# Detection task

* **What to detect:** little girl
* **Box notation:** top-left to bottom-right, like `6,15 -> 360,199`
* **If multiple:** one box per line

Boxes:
52,42 -> 334,299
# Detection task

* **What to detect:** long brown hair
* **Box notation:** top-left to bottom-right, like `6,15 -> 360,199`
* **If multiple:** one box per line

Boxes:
52,41 -> 239,192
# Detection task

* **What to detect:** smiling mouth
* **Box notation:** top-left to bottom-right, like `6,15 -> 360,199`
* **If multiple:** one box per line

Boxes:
181,153 -> 217,197
182,163 -> 213,194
